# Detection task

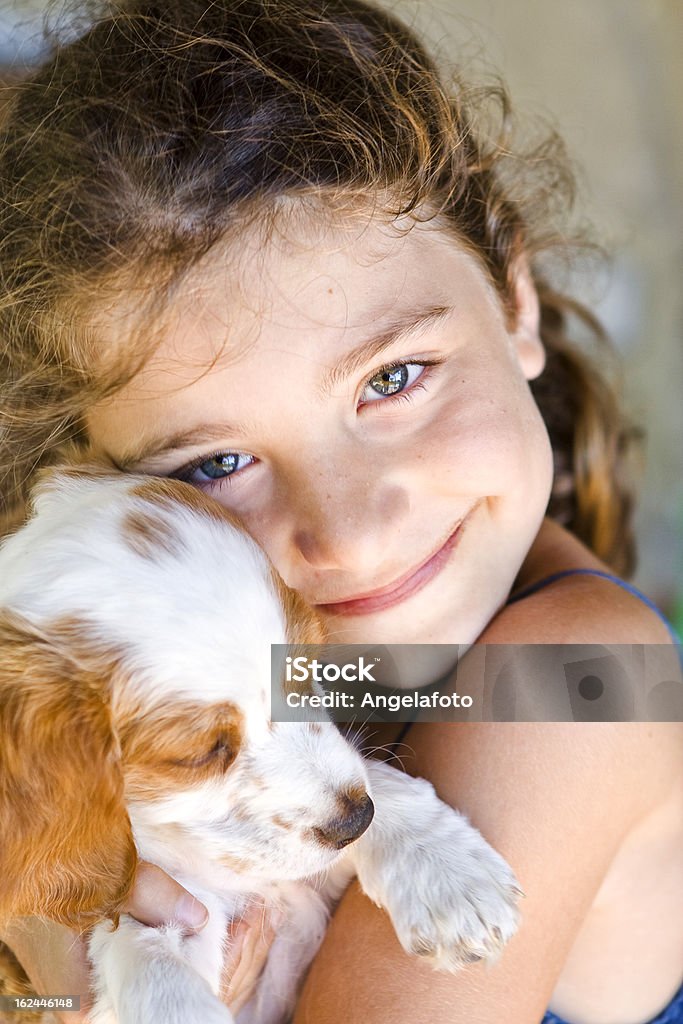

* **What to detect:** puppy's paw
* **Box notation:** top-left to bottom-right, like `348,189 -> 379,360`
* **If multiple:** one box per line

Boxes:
354,772 -> 523,972
116,961 -> 235,1024
89,918 -> 235,1024
389,823 -> 522,972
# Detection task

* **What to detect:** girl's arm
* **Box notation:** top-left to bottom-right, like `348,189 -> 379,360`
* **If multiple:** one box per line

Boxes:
294,581 -> 679,1024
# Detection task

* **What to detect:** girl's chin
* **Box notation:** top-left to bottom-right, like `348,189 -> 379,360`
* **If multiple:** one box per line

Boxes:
317,596 -> 488,648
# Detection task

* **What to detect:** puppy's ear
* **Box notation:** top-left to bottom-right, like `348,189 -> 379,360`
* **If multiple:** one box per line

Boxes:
0,610 -> 137,929
269,570 -> 327,646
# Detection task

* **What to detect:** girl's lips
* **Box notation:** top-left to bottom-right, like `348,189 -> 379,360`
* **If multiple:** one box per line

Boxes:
315,507 -> 475,617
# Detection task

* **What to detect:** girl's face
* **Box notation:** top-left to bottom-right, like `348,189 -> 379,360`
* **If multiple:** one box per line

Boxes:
86,208 -> 553,646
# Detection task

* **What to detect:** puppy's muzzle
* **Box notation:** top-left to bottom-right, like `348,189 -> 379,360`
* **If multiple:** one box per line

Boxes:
313,793 -> 375,850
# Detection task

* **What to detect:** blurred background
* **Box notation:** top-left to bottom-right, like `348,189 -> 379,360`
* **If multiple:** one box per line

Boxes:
394,0 -> 683,628
1,0 -> 681,628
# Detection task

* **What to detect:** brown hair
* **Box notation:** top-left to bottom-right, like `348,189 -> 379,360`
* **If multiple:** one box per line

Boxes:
0,0 -> 642,572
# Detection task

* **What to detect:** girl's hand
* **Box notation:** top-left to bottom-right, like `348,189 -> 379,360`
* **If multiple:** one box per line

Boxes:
124,863 -> 278,1014
120,860 -> 210,931
1,861 -> 277,1023
219,905 -> 281,1015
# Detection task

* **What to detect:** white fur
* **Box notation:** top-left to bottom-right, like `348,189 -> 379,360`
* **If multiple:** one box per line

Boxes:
0,470 -> 522,1024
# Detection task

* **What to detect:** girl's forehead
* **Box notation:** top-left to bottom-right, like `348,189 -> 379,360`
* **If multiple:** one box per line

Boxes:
137,210 -> 491,369
196,206 -> 453,303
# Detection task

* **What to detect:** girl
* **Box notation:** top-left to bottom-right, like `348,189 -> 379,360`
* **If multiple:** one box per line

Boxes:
0,2 -> 681,1022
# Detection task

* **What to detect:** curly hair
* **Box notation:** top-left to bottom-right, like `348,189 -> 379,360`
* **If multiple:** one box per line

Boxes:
0,0 -> 642,571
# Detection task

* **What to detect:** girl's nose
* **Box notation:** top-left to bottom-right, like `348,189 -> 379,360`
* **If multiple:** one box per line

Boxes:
287,472 -> 410,573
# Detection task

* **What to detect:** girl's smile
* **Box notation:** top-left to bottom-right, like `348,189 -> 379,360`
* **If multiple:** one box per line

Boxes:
86,204 -> 554,647
315,502 -> 479,616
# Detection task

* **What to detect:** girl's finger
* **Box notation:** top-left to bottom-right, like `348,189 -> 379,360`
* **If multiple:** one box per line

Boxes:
219,906 -> 280,1015
121,861 -> 209,932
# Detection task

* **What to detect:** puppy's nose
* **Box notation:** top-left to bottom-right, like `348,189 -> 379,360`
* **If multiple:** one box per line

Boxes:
314,793 -> 374,850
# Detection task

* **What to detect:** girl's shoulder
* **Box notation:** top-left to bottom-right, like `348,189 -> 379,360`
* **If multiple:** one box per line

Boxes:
482,517 -> 678,647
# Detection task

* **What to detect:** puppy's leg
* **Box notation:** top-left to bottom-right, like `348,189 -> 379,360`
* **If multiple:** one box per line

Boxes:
348,759 -> 523,971
87,906 -> 234,1024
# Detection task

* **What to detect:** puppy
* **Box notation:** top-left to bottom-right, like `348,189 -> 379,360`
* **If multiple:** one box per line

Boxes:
0,463 -> 522,1024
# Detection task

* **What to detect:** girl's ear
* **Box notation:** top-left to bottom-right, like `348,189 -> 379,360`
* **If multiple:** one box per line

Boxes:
0,610 -> 137,929
509,257 -> 546,382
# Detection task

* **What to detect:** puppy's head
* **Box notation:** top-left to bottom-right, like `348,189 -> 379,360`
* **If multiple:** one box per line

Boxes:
0,465 -> 372,915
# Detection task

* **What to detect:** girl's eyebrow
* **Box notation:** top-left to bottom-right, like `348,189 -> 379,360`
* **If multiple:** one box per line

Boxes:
112,422 -> 251,472
319,303 -> 453,396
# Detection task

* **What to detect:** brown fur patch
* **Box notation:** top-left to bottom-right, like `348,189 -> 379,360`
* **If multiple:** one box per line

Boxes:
128,477 -> 246,532
121,507 -> 180,560
33,450 -> 119,485
119,699 -> 244,800
269,569 -> 328,705
33,458 -> 252,539
219,854 -> 254,872
0,609 -> 137,929
269,569 -> 327,647
271,814 -> 293,831
225,802 -> 252,823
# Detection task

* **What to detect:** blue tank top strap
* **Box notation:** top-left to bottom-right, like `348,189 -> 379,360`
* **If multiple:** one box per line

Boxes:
540,978 -> 683,1023
507,568 -> 682,647
389,721 -> 415,751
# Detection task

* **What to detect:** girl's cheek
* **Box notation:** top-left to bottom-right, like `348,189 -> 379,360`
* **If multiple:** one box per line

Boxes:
423,389 -> 548,498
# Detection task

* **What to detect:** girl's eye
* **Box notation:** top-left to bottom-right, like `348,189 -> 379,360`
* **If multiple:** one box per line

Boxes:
359,361 -> 431,406
174,451 -> 254,489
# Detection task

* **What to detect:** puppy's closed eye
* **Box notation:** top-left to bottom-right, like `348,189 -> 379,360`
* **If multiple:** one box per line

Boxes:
169,737 -> 236,771
119,700 -> 244,797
